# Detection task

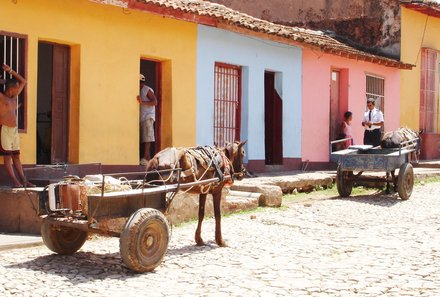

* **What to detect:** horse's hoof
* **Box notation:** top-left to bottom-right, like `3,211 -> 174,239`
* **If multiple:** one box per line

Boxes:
217,240 -> 228,247
195,239 -> 205,246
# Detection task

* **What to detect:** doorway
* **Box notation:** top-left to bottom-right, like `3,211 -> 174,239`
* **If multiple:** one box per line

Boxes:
37,42 -> 70,164
330,70 -> 341,143
139,59 -> 162,159
264,71 -> 283,165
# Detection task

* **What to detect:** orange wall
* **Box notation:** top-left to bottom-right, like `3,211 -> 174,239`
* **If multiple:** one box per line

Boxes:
1,0 -> 197,165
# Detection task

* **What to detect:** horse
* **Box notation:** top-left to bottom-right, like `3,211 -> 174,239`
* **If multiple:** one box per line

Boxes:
146,141 -> 247,247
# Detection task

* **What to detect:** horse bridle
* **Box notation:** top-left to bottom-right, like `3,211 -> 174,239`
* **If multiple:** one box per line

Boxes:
232,168 -> 247,180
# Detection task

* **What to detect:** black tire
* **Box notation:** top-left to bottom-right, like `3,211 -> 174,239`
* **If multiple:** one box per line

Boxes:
336,166 -> 353,197
398,163 -> 414,200
41,219 -> 88,255
120,208 -> 170,273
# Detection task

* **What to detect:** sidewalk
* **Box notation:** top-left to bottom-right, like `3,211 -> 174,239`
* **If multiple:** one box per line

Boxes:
2,164 -> 440,252
0,233 -> 43,251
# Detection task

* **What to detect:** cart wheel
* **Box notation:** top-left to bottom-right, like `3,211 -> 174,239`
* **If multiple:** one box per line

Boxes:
41,219 -> 88,255
336,166 -> 353,197
120,208 -> 170,273
397,163 -> 414,200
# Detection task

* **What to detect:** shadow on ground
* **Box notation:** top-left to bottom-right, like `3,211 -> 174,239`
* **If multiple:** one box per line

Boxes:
330,190 -> 406,207
5,242 -> 218,281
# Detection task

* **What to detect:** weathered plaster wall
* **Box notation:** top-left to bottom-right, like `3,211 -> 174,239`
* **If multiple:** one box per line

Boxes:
208,0 -> 402,58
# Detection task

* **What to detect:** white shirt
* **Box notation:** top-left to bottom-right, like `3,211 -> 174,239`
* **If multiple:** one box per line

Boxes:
140,85 -> 155,121
363,108 -> 384,131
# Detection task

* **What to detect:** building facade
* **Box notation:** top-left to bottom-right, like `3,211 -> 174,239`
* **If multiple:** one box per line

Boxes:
196,25 -> 302,172
1,0 -> 198,169
400,1 -> 440,159
302,49 -> 402,168
0,0 -> 413,185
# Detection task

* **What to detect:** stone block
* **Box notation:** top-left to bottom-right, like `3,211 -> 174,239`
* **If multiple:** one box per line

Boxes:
230,184 -> 282,207
0,189 -> 43,234
165,188 -> 259,226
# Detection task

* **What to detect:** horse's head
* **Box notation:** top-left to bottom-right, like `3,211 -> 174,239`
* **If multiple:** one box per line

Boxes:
224,140 -> 247,180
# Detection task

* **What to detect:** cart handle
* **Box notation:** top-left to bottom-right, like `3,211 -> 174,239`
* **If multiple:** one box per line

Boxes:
329,137 -> 354,154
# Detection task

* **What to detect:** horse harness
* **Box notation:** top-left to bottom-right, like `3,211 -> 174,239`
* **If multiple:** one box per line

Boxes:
179,146 -> 233,193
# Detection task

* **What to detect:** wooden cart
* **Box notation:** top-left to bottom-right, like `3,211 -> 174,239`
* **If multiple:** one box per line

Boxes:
330,138 -> 420,200
36,169 -> 219,272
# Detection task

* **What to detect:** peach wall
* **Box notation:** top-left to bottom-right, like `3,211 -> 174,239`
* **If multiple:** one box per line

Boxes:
302,49 -> 401,162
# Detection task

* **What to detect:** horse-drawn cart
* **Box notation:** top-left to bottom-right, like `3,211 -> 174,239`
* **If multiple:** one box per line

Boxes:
36,169 -> 222,273
330,137 -> 420,200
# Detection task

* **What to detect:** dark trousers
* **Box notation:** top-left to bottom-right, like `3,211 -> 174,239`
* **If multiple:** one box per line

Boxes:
364,129 -> 381,147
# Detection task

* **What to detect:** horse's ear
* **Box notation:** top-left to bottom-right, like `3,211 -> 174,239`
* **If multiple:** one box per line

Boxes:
224,142 -> 233,158
239,140 -> 247,148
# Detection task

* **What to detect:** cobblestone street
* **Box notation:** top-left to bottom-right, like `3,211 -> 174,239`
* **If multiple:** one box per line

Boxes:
1,182 -> 440,297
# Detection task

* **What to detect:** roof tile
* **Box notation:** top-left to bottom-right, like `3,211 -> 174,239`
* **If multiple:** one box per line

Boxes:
98,0 -> 414,68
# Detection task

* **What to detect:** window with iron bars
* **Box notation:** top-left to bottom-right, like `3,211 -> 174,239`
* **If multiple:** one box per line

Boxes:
420,48 -> 439,133
1,31 -> 27,131
366,74 -> 385,127
213,62 -> 242,148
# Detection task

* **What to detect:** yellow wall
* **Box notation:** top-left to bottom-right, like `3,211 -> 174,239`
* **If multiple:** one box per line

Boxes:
1,0 -> 197,165
401,7 -> 440,130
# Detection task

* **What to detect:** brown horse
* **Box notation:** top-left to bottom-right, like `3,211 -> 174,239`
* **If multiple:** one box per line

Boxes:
146,141 -> 247,247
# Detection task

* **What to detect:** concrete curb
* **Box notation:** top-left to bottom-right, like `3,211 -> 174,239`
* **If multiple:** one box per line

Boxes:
0,234 -> 44,252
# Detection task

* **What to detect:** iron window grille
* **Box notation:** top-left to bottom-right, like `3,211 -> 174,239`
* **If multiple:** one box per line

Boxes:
1,31 -> 27,131
366,74 -> 385,129
420,48 -> 439,133
213,62 -> 242,148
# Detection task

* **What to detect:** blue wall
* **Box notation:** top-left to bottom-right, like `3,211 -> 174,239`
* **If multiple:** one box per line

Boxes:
196,25 -> 302,161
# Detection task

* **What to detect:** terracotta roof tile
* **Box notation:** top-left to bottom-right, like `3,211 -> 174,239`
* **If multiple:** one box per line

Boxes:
95,0 -> 413,69
402,0 -> 440,17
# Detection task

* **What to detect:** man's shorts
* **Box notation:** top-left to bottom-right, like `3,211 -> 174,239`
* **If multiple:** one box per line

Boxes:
140,118 -> 155,143
0,125 -> 20,156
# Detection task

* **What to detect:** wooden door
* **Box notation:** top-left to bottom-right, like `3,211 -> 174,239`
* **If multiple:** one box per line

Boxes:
154,62 -> 162,152
264,72 -> 283,165
330,70 -> 340,142
51,45 -> 70,164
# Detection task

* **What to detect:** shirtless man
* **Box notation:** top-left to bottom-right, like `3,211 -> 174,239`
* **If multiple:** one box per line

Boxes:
0,63 -> 34,187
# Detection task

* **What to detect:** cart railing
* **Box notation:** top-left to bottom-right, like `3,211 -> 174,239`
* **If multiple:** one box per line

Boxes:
330,137 -> 420,157
41,168 -> 231,216
329,137 -> 354,155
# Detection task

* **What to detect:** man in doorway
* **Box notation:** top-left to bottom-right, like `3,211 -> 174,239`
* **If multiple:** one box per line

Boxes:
362,98 -> 384,147
138,73 -> 157,165
0,64 -> 35,187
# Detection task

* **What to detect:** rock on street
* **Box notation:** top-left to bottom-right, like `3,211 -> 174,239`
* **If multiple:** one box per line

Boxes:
1,182 -> 440,297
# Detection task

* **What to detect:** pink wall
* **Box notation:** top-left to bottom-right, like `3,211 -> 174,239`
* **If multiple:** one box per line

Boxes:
302,49 -> 401,162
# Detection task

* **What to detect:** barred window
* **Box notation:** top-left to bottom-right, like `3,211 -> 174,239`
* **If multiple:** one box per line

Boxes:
213,62 -> 242,148
420,48 -> 439,133
366,74 -> 385,114
1,31 -> 27,131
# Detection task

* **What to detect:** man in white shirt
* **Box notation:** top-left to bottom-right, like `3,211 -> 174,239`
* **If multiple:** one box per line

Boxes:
362,98 -> 384,147
137,74 -> 157,165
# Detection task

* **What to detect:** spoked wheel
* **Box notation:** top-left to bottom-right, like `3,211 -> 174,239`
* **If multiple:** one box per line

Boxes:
336,166 -> 353,197
397,163 -> 414,200
41,218 -> 88,255
120,208 -> 170,273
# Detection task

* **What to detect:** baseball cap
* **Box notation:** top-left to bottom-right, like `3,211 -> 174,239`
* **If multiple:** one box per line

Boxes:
140,74 -> 145,82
